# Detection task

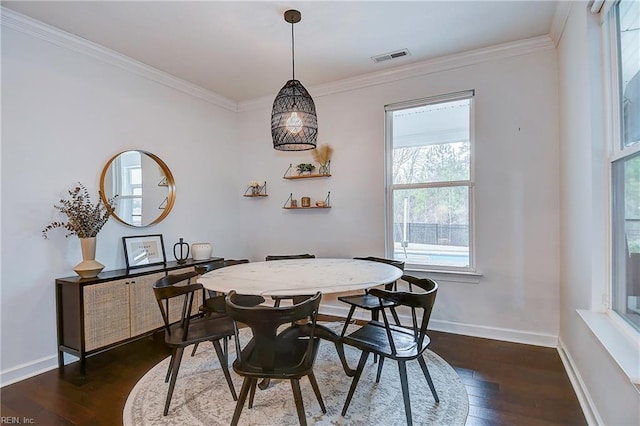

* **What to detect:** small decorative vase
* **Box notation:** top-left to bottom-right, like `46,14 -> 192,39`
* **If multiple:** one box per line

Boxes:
251,186 -> 260,196
192,243 -> 213,260
74,237 -> 104,279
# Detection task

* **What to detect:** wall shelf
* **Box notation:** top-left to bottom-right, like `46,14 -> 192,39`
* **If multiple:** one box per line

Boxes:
283,192 -> 331,209
283,163 -> 331,179
243,181 -> 267,197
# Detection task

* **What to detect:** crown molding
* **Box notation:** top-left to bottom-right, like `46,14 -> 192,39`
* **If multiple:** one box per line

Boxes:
239,35 -> 556,112
0,7 -> 238,112
549,1 -> 573,46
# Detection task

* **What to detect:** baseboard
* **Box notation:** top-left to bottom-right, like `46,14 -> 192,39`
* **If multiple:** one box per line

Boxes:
557,337 -> 602,425
1,354 -> 59,388
320,305 -> 558,347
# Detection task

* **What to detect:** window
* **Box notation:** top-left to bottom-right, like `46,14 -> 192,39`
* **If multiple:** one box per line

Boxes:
385,90 -> 474,271
610,0 -> 640,331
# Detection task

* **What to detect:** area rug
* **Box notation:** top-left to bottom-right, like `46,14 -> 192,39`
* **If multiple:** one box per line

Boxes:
124,323 -> 468,425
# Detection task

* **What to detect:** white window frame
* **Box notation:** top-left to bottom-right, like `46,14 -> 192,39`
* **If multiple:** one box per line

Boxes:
606,0 -> 640,332
384,90 -> 476,273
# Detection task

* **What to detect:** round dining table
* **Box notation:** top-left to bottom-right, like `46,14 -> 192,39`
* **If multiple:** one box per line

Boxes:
199,258 -> 403,376
198,258 -> 402,297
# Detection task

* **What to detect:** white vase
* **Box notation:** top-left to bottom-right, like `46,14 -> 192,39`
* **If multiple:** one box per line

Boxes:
74,237 -> 105,279
191,243 -> 213,261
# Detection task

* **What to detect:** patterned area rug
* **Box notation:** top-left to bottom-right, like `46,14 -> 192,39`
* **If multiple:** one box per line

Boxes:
124,323 -> 468,425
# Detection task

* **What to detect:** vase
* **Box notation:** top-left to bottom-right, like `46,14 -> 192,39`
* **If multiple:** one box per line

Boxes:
74,237 -> 105,279
192,242 -> 213,260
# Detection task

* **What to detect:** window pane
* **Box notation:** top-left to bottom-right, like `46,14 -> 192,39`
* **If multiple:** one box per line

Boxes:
612,152 -> 640,331
392,99 -> 470,184
392,186 -> 470,268
619,0 -> 640,147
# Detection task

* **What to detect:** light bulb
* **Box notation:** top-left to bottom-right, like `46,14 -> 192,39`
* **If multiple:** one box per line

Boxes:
286,112 -> 303,134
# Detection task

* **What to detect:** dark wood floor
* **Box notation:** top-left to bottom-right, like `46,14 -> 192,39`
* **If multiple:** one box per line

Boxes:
1,318 -> 586,425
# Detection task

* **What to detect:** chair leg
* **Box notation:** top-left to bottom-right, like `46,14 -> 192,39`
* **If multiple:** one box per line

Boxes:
390,306 -> 401,326
371,310 -> 379,363
341,351 -> 370,417
308,371 -> 326,413
191,342 -> 199,357
248,378 -> 257,409
163,347 -> 184,416
417,355 -> 439,403
341,306 -> 357,336
398,360 -> 413,426
231,377 -> 253,426
165,349 -> 176,383
375,357 -> 385,383
212,339 -> 237,401
291,379 -> 307,426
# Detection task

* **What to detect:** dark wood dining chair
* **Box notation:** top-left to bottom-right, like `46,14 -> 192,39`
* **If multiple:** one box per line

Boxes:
152,271 -> 237,416
265,254 -> 316,306
338,256 -> 405,337
192,259 -> 264,356
340,275 -> 439,426
225,290 -> 326,426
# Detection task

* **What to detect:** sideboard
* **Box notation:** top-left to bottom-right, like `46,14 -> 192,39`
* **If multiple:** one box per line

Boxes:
55,257 -> 224,374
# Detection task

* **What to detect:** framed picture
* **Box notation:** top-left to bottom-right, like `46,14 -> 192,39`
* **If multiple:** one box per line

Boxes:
122,234 -> 166,269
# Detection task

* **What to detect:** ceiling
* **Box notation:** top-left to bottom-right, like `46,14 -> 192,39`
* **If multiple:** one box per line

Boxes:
2,1 -> 559,102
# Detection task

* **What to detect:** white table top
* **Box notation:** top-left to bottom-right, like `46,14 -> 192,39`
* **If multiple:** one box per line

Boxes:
198,258 -> 403,297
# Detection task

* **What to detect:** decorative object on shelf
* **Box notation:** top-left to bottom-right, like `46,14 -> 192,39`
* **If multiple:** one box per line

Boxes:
283,192 -> 331,209
312,144 -> 333,175
271,9 -> 317,151
191,242 -> 213,261
296,163 -> 316,175
122,234 -> 167,269
173,237 -> 190,264
244,180 -> 267,197
42,182 -> 117,278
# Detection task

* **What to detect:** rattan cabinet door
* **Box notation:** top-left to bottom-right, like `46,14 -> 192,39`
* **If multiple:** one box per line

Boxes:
129,272 -> 166,336
84,279 -> 131,351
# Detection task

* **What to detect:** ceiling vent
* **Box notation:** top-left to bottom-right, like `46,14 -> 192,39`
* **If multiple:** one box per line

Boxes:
371,49 -> 411,64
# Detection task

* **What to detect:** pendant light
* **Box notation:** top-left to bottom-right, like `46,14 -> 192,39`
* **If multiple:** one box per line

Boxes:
271,9 -> 318,151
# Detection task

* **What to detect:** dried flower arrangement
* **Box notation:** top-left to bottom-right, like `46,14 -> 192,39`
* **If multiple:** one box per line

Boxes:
312,144 -> 333,165
312,144 -> 333,174
42,183 -> 117,239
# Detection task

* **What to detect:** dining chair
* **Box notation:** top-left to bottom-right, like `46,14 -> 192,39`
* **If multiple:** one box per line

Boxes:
340,275 -> 439,426
338,256 -> 405,338
152,271 -> 237,416
225,290 -> 326,426
192,259 -> 264,357
265,254 -> 316,306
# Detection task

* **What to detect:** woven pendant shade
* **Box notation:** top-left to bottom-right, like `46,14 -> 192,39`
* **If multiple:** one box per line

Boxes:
271,79 -> 317,151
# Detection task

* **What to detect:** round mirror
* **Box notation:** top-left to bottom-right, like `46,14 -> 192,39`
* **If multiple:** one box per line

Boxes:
100,150 -> 175,227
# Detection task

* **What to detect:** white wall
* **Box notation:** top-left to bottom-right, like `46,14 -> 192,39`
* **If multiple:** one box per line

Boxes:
557,3 -> 640,425
237,48 -> 561,345
0,26 -> 243,384
1,12 -> 562,387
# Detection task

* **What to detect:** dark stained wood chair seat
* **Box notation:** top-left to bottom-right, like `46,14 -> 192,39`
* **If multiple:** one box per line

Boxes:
342,320 -> 430,359
162,315 -> 235,347
337,293 -> 398,310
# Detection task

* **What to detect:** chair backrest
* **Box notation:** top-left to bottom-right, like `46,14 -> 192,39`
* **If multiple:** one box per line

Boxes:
153,271 -> 202,338
368,274 -> 438,351
265,254 -> 315,261
223,258 -> 250,267
354,256 -> 405,290
194,261 -> 223,275
225,291 -> 322,371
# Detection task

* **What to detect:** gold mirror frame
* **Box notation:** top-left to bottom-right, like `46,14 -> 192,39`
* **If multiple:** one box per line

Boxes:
100,150 -> 176,227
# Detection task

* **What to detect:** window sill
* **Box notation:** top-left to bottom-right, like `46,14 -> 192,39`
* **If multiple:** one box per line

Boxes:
403,268 -> 482,284
577,309 -> 640,390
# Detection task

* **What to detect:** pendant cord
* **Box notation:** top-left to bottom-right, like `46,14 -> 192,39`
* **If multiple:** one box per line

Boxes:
291,21 -> 295,81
